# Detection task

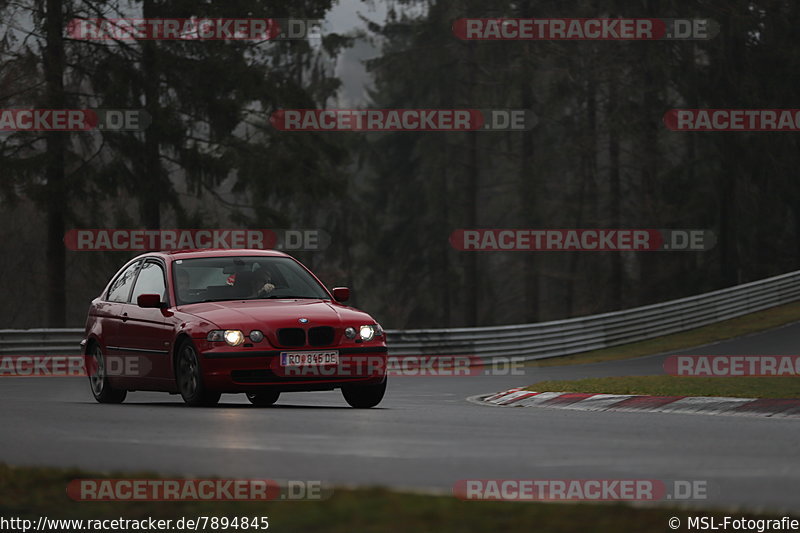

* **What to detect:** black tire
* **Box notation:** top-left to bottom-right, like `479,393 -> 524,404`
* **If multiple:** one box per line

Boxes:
246,391 -> 280,407
341,379 -> 386,408
88,343 -> 127,404
175,339 -> 220,407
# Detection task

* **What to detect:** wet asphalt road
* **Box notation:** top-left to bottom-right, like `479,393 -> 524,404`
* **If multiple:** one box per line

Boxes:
2,322 -> 799,511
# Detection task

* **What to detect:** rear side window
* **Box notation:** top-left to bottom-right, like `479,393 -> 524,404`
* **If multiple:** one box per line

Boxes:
131,262 -> 167,303
107,261 -> 141,302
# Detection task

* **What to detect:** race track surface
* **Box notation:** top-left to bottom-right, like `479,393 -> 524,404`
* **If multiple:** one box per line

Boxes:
2,323 -> 799,511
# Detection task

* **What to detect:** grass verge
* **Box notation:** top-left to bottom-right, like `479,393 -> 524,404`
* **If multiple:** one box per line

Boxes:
526,376 -> 800,398
0,464 -> 787,533
528,301 -> 800,367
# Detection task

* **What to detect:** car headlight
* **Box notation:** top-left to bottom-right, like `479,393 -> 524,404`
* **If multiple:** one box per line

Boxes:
344,327 -> 356,339
207,330 -> 224,342
207,329 -> 245,346
224,330 -> 245,346
249,330 -> 264,343
359,325 -> 375,341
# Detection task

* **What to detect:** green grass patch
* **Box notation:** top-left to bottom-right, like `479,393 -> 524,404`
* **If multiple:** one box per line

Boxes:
529,301 -> 800,367
526,376 -> 800,398
0,463 -> 786,532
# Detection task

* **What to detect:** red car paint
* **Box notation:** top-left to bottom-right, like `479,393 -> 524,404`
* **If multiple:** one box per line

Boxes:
81,249 -> 387,399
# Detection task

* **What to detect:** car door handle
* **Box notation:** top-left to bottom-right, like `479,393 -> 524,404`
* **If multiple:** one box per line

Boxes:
121,313 -> 129,322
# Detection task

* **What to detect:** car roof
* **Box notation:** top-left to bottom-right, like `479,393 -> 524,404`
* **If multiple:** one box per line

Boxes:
133,249 -> 293,262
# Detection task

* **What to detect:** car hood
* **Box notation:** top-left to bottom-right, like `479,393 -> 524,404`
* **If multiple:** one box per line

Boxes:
177,299 -> 376,331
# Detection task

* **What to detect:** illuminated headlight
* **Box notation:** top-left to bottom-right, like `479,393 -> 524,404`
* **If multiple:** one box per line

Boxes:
224,330 -> 245,346
207,329 -> 245,346
249,330 -> 264,343
344,327 -> 356,339
359,325 -> 375,341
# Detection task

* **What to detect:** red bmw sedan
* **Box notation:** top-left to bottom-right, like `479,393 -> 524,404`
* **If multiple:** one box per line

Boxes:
81,249 -> 388,407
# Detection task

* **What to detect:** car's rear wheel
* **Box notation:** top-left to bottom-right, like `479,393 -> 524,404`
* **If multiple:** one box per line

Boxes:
176,340 -> 220,407
341,379 -> 386,408
88,343 -> 127,404
246,391 -> 280,407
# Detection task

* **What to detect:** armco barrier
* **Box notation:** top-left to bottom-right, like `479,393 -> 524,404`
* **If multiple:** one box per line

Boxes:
385,270 -> 800,360
0,328 -> 85,356
2,270 -> 800,360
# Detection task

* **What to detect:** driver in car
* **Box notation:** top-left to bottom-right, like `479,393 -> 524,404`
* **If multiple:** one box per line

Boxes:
250,268 -> 276,297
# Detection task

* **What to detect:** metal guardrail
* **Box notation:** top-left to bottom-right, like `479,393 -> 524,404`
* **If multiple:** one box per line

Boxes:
383,270 -> 800,360
0,328 -> 85,356
3,270 -> 800,359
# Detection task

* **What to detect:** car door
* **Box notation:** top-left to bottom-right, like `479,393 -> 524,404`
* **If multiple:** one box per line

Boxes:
102,259 -> 142,386
117,259 -> 174,389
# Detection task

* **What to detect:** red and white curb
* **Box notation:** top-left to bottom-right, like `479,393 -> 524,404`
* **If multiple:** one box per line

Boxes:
474,388 -> 800,418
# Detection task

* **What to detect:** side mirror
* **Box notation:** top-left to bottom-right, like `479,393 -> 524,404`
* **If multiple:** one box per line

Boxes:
332,287 -> 350,303
137,293 -> 165,309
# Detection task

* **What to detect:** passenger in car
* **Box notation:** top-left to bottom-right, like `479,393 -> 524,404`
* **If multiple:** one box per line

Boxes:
175,269 -> 193,303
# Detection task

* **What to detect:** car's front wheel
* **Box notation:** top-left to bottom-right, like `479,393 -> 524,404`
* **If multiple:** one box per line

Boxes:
246,391 -> 280,407
88,343 -> 127,404
176,340 -> 220,407
341,379 -> 386,408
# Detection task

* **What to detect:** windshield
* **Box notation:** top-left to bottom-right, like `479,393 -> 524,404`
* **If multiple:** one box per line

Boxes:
172,256 -> 330,305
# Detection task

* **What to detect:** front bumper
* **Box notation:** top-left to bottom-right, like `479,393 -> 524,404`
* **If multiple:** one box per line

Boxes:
198,345 -> 388,393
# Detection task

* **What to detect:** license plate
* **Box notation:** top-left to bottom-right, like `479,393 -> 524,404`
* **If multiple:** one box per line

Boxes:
280,350 -> 339,366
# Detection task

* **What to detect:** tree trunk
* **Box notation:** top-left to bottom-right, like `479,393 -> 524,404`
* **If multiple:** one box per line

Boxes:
141,0 -> 161,229
465,130 -> 479,326
519,0 -> 538,322
607,76 -> 622,310
44,0 -> 66,326
463,40 -> 479,326
440,141 -> 451,326
568,50 -> 597,316
520,70 -> 538,322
